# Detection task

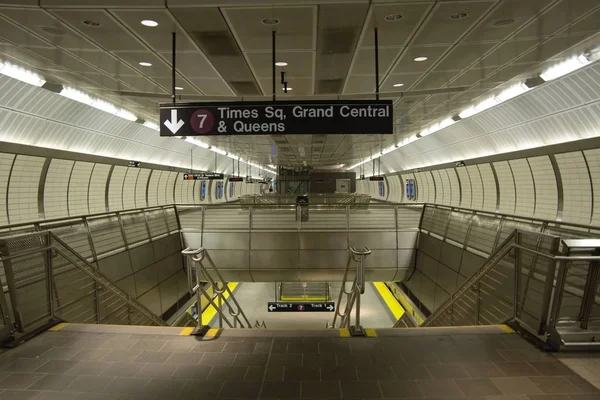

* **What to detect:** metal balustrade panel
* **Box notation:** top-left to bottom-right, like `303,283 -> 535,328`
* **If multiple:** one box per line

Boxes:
88,216 -> 126,255
145,209 -> 169,237
397,206 -> 422,229
465,214 -> 501,254
204,208 -> 249,231
349,208 -> 396,230
302,210 -> 347,230
428,207 -> 451,237
39,221 -> 92,260
252,209 -> 296,230
164,207 -> 179,233
176,207 -> 203,231
120,212 -> 150,246
446,211 -> 471,244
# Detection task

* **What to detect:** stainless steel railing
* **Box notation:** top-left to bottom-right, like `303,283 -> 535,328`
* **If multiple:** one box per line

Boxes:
420,229 -> 600,350
0,231 -> 166,341
181,247 -> 252,335
329,246 -> 371,336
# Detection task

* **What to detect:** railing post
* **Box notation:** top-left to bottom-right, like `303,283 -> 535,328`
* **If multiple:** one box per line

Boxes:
579,251 -> 600,330
537,236 -> 561,335
46,232 -> 55,319
513,231 -> 521,320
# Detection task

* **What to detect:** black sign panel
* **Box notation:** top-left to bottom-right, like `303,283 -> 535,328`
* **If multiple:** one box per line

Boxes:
369,176 -> 384,181
229,177 -> 244,182
267,302 -> 335,312
159,100 -> 393,136
183,173 -> 224,180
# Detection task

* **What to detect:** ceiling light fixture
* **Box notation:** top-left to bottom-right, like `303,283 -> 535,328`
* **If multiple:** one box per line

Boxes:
59,86 -> 139,122
540,55 -> 591,82
0,61 -> 46,87
82,20 -> 101,27
393,83 -> 404,87
175,86 -> 183,90
143,121 -> 159,131
385,14 -> 403,22
414,57 -> 428,62
261,18 -> 280,26
141,20 -> 158,27
283,87 -> 292,91
275,61 -> 288,67
450,12 -> 469,20
139,61 -> 152,67
41,26 -> 66,36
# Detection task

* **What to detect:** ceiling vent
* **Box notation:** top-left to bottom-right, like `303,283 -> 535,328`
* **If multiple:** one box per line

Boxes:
320,29 -> 358,54
193,31 -> 239,56
230,81 -> 261,95
316,79 -> 344,94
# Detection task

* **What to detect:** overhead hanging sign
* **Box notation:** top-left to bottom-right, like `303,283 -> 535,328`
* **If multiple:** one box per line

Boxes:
229,177 -> 244,182
159,100 -> 393,136
267,302 -> 335,312
183,173 -> 224,180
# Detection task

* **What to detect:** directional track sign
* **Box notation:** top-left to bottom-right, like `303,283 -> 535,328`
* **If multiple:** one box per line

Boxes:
159,100 -> 393,136
267,302 -> 335,312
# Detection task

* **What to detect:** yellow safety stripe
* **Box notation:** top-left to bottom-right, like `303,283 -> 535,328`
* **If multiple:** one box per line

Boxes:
387,283 -> 424,325
373,282 -> 405,320
49,322 -> 69,331
179,327 -> 194,336
200,282 -> 239,326
499,324 -> 515,333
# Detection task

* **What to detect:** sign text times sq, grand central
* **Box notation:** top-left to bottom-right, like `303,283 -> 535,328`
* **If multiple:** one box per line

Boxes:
159,100 -> 393,136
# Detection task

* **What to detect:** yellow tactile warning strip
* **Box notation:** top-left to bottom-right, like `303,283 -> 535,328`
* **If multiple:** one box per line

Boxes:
386,283 -> 424,325
49,322 -> 69,332
499,324 -> 515,333
365,328 -> 377,337
206,328 -> 220,337
373,282 -> 405,320
200,282 -> 239,326
179,327 -> 194,336
339,328 -> 350,337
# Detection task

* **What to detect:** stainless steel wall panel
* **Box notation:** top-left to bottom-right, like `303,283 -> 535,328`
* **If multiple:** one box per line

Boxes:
349,232 -> 395,250
137,287 -> 162,316
203,208 -> 249,231
398,231 -> 419,249
133,264 -> 159,297
181,232 -> 201,249
251,269 -> 300,282
252,210 -> 297,230
176,207 -> 203,231
208,250 -> 250,270
98,252 -> 133,282
392,267 -> 411,282
251,232 -> 298,250
298,250 -> 348,269
398,249 -> 416,268
349,209 -> 396,230
365,249 -> 397,268
157,253 -> 183,282
440,242 -> 463,273
300,232 -> 347,250
129,243 -> 155,273
203,233 -> 249,250
397,206 -> 423,228
301,210 -> 347,230
152,234 -> 180,260
251,250 -> 298,269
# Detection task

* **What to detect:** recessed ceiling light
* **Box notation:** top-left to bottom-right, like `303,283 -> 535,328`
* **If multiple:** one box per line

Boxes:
393,83 -> 404,87
275,61 -> 288,67
261,18 -> 280,26
139,61 -> 152,67
283,87 -> 293,91
385,14 -> 403,22
82,20 -> 101,27
450,12 -> 469,20
41,26 -> 66,36
492,18 -> 516,27
414,57 -> 428,62
175,86 -> 183,90
141,20 -> 158,27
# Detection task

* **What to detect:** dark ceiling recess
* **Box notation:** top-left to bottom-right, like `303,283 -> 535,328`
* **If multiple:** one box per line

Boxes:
317,79 -> 344,94
320,29 -> 359,54
230,81 -> 262,96
192,31 -> 239,56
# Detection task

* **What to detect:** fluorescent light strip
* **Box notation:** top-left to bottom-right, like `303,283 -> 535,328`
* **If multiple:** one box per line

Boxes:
143,121 -> 159,131
60,87 -> 138,123
0,61 -> 46,86
540,55 -> 591,81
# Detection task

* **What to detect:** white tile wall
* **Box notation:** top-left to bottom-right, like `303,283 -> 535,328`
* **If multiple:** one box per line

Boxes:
187,178 -> 196,204
108,166 -> 127,211
456,167 -> 472,209
584,149 -> 600,225
556,151 -> 592,225
147,170 -> 162,207
68,161 -> 94,217
165,171 -> 178,205
493,161 -> 516,214
174,172 -> 185,204
0,153 -> 15,225
88,164 -> 111,214
44,159 -> 74,219
135,169 -> 151,208
8,155 -> 45,223
509,158 -> 535,217
415,172 -> 430,203
122,167 -> 140,210
157,170 -> 170,205
387,175 -> 401,202
477,163 -> 497,212
528,156 -> 558,220
446,169 -> 461,207
467,165 -> 483,210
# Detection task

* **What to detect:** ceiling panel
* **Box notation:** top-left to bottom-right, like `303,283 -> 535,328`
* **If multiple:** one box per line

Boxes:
223,6 -> 314,51
257,77 -> 312,96
246,51 -> 313,78
390,45 -> 450,75
0,18 -> 54,48
433,42 -> 496,72
157,51 -> 221,79
50,9 -> 147,52
360,2 -> 432,48
412,1 -> 495,46
349,47 -> 400,76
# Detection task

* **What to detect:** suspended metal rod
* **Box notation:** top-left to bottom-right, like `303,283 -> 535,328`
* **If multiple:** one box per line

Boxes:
172,32 -> 176,105
374,27 -> 380,101
272,30 -> 276,101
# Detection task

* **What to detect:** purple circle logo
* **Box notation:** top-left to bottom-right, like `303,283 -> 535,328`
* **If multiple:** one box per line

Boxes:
191,109 -> 215,134
297,305 -> 305,311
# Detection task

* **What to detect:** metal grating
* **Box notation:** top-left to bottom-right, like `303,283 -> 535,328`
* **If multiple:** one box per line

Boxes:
145,209 -> 168,237
120,212 -> 149,246
466,214 -> 501,254
397,206 -> 423,229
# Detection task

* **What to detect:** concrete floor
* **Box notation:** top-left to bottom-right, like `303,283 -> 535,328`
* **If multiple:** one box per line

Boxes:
209,282 -> 396,330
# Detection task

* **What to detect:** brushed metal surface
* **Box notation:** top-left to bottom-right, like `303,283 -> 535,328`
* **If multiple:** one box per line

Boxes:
203,232 -> 249,250
251,232 -> 298,250
299,232 -> 347,250
349,231 -> 396,249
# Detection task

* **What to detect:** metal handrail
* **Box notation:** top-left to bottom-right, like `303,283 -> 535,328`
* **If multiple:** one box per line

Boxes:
182,247 -> 252,334
330,246 -> 371,335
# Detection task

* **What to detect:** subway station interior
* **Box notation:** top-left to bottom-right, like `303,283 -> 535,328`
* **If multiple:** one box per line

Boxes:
0,0 -> 600,399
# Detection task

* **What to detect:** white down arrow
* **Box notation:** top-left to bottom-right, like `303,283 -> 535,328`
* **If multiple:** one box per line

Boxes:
164,110 -> 184,134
